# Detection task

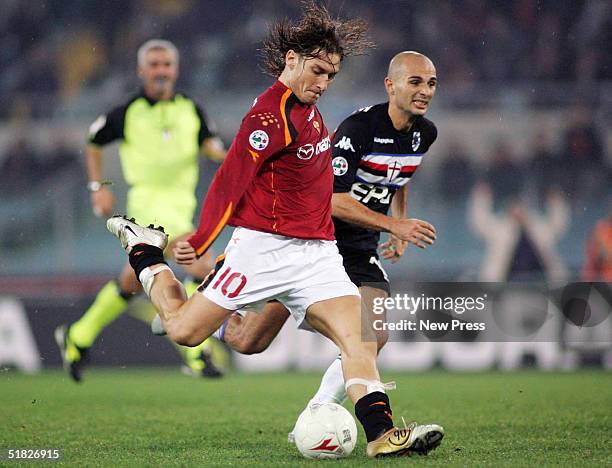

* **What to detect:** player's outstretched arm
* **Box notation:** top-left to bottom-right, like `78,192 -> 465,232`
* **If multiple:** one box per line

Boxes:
381,184 -> 409,262
333,192 -> 397,231
332,191 -> 436,249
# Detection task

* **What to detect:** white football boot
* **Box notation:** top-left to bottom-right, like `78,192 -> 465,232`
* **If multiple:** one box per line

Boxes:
106,215 -> 168,254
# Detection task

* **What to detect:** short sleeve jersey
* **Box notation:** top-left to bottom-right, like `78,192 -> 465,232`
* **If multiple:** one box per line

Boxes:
88,92 -> 215,195
331,102 -> 437,252
188,81 -> 334,256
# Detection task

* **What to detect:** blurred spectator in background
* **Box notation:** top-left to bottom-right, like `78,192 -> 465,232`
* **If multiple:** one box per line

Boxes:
0,137 -> 44,196
0,0 -> 609,282
469,182 -> 569,281
57,28 -> 106,101
44,137 -> 82,180
582,202 -> 612,281
1,0 -> 610,115
438,143 -> 476,203
484,140 -> 524,204
559,106 -> 608,202
529,130 -> 562,204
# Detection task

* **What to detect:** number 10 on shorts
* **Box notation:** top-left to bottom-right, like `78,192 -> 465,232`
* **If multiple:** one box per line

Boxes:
212,266 -> 247,298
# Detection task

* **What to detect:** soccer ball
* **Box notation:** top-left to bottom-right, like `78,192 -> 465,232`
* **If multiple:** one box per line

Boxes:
293,403 -> 358,459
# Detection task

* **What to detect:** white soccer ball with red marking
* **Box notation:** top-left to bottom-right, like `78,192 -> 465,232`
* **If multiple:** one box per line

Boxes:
293,403 -> 357,459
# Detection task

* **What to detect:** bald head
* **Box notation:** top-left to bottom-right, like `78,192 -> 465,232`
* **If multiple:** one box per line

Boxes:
387,51 -> 435,81
384,51 -> 437,123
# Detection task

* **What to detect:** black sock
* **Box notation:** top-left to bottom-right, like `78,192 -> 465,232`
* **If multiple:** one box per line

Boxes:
128,244 -> 167,279
354,392 -> 394,442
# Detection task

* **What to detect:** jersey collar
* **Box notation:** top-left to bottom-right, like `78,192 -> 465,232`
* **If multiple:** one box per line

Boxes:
382,101 -> 421,136
272,80 -> 309,107
140,89 -> 177,106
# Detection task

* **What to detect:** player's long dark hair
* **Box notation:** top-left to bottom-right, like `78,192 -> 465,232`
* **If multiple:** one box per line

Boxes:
260,1 -> 374,76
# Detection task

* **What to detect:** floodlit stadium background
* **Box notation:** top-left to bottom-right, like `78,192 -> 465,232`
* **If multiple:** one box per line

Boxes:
0,0 -> 610,372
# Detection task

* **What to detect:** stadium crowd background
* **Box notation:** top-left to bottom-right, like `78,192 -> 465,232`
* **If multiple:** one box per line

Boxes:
0,0 -> 610,281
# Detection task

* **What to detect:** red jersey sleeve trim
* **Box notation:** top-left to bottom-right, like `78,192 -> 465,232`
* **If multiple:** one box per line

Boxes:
195,202 -> 233,256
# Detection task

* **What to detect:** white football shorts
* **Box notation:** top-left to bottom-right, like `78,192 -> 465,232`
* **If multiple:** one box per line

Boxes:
201,227 -> 360,327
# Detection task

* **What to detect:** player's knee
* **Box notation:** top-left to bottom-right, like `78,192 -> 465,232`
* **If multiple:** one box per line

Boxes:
167,322 -> 201,347
232,336 -> 268,355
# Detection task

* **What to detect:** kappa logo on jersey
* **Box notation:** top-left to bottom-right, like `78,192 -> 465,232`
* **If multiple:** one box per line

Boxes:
332,156 -> 348,176
297,144 -> 315,160
374,137 -> 394,144
334,136 -> 355,152
249,130 -> 269,150
412,131 -> 421,151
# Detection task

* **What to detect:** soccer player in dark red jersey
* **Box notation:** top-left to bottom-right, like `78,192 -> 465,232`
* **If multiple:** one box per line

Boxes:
207,50 -> 441,446
107,3 -> 443,458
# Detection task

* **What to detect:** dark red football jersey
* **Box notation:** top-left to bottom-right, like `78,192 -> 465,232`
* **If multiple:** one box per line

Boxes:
189,81 -> 334,256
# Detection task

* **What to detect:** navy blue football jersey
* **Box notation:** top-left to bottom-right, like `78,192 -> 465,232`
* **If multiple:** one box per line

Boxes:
332,102 -> 437,251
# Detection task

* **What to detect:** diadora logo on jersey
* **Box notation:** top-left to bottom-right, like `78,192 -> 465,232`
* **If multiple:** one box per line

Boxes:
358,106 -> 373,113
297,144 -> 315,160
412,131 -> 421,151
252,97 -> 258,107
332,156 -> 348,176
334,136 -> 355,152
374,137 -> 394,144
313,120 -> 321,133
249,130 -> 269,150
307,108 -> 315,122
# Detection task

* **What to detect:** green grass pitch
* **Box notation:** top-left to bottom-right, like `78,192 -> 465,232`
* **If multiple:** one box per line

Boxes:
1,369 -> 610,466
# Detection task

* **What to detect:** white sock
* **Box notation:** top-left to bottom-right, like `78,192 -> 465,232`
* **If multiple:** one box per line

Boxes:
212,319 -> 229,342
138,264 -> 172,297
309,356 -> 347,406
